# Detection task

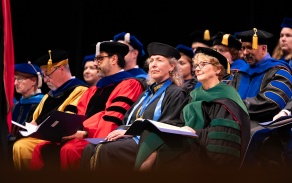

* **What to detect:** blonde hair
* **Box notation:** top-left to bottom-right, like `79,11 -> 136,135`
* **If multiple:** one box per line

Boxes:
272,42 -> 292,61
145,57 -> 184,86
193,53 -> 226,81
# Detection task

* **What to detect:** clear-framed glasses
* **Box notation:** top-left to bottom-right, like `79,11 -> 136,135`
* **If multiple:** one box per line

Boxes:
213,48 -> 229,53
94,55 -> 112,63
193,62 -> 213,69
42,66 -> 60,79
14,76 -> 29,83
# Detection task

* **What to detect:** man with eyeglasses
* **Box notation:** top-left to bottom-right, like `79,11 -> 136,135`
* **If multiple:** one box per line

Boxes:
29,41 -> 144,170
212,32 -> 248,84
12,49 -> 88,170
8,62 -> 45,168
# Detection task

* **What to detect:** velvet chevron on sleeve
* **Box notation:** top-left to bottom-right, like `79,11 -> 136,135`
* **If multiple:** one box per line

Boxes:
230,57 -> 292,127
134,82 -> 250,171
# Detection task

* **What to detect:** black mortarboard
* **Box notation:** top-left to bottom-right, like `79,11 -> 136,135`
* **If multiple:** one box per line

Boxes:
82,54 -> 95,67
113,32 -> 145,58
190,29 -> 213,46
175,44 -> 194,58
147,42 -> 180,60
195,47 -> 228,71
95,41 -> 129,57
281,17 -> 292,28
235,28 -> 273,49
34,49 -> 70,72
15,62 -> 43,88
212,32 -> 242,50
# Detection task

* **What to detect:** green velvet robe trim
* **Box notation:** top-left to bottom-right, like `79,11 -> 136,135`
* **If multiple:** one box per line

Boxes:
206,144 -> 240,158
211,118 -> 240,130
208,131 -> 241,144
183,82 -> 248,130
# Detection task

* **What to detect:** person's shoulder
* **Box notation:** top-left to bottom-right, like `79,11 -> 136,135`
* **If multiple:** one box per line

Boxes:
118,77 -> 144,87
166,83 -> 187,94
269,57 -> 291,69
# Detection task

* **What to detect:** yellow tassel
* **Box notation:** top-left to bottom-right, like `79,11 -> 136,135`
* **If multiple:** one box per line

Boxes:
221,34 -> 229,46
204,29 -> 210,41
48,50 -> 52,72
252,28 -> 258,49
227,62 -> 230,74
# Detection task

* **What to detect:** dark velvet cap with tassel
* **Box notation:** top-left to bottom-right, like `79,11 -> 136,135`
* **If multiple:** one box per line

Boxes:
15,62 -> 43,88
34,49 -> 70,72
190,29 -> 213,47
113,32 -> 145,58
212,32 -> 242,50
235,28 -> 273,45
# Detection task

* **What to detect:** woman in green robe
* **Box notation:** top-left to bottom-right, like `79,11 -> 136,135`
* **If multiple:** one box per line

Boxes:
133,47 -> 251,172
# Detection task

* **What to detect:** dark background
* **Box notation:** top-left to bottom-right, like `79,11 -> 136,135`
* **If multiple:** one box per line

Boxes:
10,0 -> 292,86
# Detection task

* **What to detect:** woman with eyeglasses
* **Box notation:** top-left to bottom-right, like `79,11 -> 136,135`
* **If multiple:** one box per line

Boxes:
79,42 -> 187,171
133,47 -> 250,172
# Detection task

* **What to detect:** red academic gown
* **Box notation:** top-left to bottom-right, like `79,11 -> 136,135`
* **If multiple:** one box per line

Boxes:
30,77 -> 143,170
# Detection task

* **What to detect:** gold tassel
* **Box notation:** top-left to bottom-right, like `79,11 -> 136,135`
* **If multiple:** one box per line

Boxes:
227,61 -> 230,74
204,29 -> 210,41
221,34 -> 229,46
252,28 -> 258,49
47,50 -> 52,72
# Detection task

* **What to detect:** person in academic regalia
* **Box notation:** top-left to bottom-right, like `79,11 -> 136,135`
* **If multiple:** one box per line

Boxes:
175,44 -> 197,94
272,17 -> 292,120
113,32 -> 148,90
211,32 -> 248,84
10,62 -> 44,142
79,42 -> 187,171
134,47 -> 250,172
8,62 -> 44,167
12,49 -> 89,170
272,17 -> 292,67
230,28 -> 292,130
189,29 -> 213,51
81,53 -> 101,87
241,21 -> 292,170
29,41 -> 144,170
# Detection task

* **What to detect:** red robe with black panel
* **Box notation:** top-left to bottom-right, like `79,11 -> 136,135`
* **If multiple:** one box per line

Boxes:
30,72 -> 143,170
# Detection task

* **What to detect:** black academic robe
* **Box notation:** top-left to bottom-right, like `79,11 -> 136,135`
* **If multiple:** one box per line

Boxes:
80,82 -> 187,170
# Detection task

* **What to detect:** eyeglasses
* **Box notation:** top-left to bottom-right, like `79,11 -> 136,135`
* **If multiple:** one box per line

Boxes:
42,66 -> 60,79
213,48 -> 229,53
94,55 -> 112,63
14,76 -> 30,83
193,62 -> 213,69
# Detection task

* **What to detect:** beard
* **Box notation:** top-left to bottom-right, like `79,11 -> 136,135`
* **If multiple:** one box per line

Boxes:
98,60 -> 111,77
46,82 -> 57,91
244,55 -> 256,66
